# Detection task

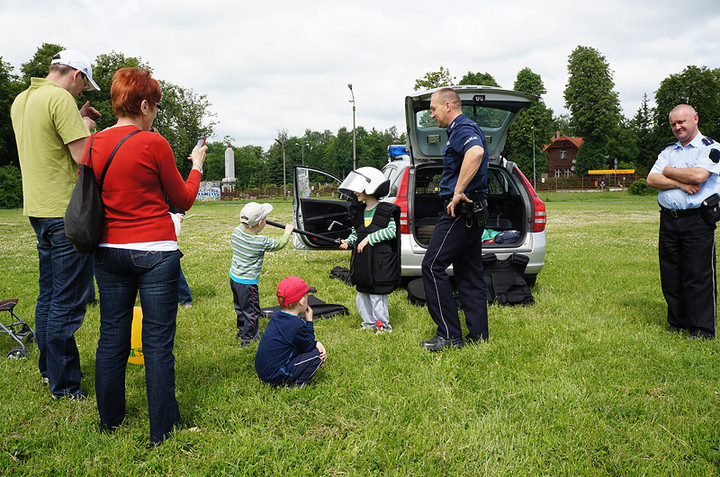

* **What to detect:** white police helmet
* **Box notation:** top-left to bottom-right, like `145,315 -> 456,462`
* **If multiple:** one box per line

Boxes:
338,167 -> 390,198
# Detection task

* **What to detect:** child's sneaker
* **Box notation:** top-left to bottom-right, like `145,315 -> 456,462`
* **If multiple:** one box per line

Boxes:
375,320 -> 392,334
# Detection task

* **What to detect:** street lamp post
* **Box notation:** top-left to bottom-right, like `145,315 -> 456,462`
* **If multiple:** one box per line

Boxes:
304,143 -> 310,165
348,83 -> 356,170
275,137 -> 286,199
295,142 -> 309,166
531,126 -> 536,189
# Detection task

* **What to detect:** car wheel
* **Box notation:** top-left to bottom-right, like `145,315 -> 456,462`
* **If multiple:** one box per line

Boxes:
524,274 -> 537,287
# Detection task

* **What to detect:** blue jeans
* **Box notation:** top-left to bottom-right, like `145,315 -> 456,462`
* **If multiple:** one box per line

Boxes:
29,217 -> 93,397
93,247 -> 181,444
178,267 -> 192,305
82,264 -> 97,305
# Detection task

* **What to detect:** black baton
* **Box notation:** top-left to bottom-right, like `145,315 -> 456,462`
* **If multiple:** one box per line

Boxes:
265,220 -> 342,245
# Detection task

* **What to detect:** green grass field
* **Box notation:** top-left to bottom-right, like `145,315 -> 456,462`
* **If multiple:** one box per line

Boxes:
1,192 -> 719,476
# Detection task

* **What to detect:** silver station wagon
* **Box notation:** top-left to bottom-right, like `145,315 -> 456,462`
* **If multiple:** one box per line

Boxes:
292,85 -> 546,286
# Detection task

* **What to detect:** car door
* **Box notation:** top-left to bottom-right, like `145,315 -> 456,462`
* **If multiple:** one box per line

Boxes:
292,166 -> 354,249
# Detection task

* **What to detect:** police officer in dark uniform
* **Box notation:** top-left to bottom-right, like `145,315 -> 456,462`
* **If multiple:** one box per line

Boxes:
421,88 -> 489,351
647,104 -> 720,339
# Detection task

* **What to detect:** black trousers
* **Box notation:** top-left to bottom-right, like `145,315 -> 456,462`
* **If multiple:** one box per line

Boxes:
659,210 -> 716,337
230,281 -> 260,342
422,212 -> 488,340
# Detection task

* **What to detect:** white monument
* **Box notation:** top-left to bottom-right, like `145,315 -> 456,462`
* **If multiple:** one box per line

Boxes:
222,143 -> 236,192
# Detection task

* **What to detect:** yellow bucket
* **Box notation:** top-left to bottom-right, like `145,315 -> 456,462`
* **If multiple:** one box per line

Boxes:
128,306 -> 144,365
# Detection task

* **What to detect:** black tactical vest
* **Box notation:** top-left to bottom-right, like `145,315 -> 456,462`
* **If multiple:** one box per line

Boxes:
349,202 -> 401,294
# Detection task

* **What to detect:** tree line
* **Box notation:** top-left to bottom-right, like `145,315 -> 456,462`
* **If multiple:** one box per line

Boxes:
416,47 -> 720,179
1,43 -> 719,207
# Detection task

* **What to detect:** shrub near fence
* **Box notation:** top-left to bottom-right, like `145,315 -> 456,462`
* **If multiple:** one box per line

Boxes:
0,165 -> 22,209
221,188 -> 284,201
534,174 -> 640,191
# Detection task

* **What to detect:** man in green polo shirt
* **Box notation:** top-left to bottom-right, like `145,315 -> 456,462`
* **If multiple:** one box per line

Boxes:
11,49 -> 101,400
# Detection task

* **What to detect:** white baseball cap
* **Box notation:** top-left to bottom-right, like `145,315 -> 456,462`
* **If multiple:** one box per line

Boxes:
51,50 -> 100,92
240,202 -> 273,227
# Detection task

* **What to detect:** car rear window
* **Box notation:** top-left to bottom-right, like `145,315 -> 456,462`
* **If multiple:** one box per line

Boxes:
413,102 -> 516,159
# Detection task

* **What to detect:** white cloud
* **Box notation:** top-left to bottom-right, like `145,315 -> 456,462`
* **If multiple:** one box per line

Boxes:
2,0 -> 719,147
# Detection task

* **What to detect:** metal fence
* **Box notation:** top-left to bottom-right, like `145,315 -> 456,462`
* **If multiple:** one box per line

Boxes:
220,184 -> 342,201
533,174 -> 641,191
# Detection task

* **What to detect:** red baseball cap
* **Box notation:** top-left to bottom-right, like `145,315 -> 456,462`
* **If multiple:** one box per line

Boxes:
277,276 -> 317,306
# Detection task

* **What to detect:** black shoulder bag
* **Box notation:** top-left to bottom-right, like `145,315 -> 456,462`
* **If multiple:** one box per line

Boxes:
65,130 -> 141,253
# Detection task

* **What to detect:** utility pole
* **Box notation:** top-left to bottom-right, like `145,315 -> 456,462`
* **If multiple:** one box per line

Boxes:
348,83 -> 356,170
532,126 -> 536,189
275,136 -> 287,199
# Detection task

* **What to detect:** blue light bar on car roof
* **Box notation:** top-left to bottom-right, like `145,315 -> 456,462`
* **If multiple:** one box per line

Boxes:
387,145 -> 409,158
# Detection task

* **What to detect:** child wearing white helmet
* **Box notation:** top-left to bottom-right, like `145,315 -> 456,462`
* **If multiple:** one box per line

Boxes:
338,167 -> 401,332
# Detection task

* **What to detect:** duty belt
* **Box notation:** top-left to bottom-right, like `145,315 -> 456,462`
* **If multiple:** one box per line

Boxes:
441,191 -> 485,209
660,206 -> 701,218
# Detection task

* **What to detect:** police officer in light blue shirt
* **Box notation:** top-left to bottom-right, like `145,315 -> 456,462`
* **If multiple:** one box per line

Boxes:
647,104 -> 720,339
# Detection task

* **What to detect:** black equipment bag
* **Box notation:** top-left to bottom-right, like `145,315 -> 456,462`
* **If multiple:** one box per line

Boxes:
483,253 -> 534,306
260,295 -> 348,319
329,266 -> 352,285
65,130 -> 140,253
406,278 -> 463,309
406,278 -> 426,306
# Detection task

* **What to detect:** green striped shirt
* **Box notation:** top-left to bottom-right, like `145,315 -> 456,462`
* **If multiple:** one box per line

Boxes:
229,227 -> 290,284
345,205 -> 397,246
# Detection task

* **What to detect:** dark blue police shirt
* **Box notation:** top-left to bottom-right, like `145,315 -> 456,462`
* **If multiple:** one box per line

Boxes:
438,113 -> 489,198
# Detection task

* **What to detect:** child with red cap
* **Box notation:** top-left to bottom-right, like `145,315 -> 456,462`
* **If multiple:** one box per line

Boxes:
254,276 -> 327,387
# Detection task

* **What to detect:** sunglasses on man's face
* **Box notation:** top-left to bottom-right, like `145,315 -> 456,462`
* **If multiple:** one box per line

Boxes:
78,71 -> 91,91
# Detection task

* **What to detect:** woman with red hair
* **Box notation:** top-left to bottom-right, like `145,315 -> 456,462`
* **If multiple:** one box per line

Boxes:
86,67 -> 206,445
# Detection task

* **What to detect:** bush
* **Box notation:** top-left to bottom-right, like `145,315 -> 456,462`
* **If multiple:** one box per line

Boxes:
0,164 -> 22,209
629,178 -> 656,196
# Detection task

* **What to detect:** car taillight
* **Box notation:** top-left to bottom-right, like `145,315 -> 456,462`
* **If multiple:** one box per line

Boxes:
531,196 -> 546,232
393,167 -> 410,234
516,167 -> 546,233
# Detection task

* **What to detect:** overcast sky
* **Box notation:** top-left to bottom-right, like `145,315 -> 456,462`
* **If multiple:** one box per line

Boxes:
3,0 -> 720,148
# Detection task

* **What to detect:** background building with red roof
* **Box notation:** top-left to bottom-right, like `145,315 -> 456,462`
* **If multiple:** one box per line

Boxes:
543,132 -> 584,178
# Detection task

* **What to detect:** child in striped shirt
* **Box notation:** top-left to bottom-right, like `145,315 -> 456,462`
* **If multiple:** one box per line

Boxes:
230,202 -> 293,347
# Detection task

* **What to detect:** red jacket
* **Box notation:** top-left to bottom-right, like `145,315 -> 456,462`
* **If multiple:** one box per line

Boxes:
85,125 -> 201,244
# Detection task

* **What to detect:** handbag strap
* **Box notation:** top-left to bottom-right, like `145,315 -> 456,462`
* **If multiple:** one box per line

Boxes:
97,129 -> 142,190
81,133 -> 97,167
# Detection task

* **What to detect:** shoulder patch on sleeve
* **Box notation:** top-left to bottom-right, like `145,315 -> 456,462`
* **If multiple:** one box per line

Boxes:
709,148 -> 720,164
703,137 -> 715,146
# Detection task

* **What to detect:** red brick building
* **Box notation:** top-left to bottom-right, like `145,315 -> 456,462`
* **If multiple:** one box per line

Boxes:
543,132 -> 584,178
